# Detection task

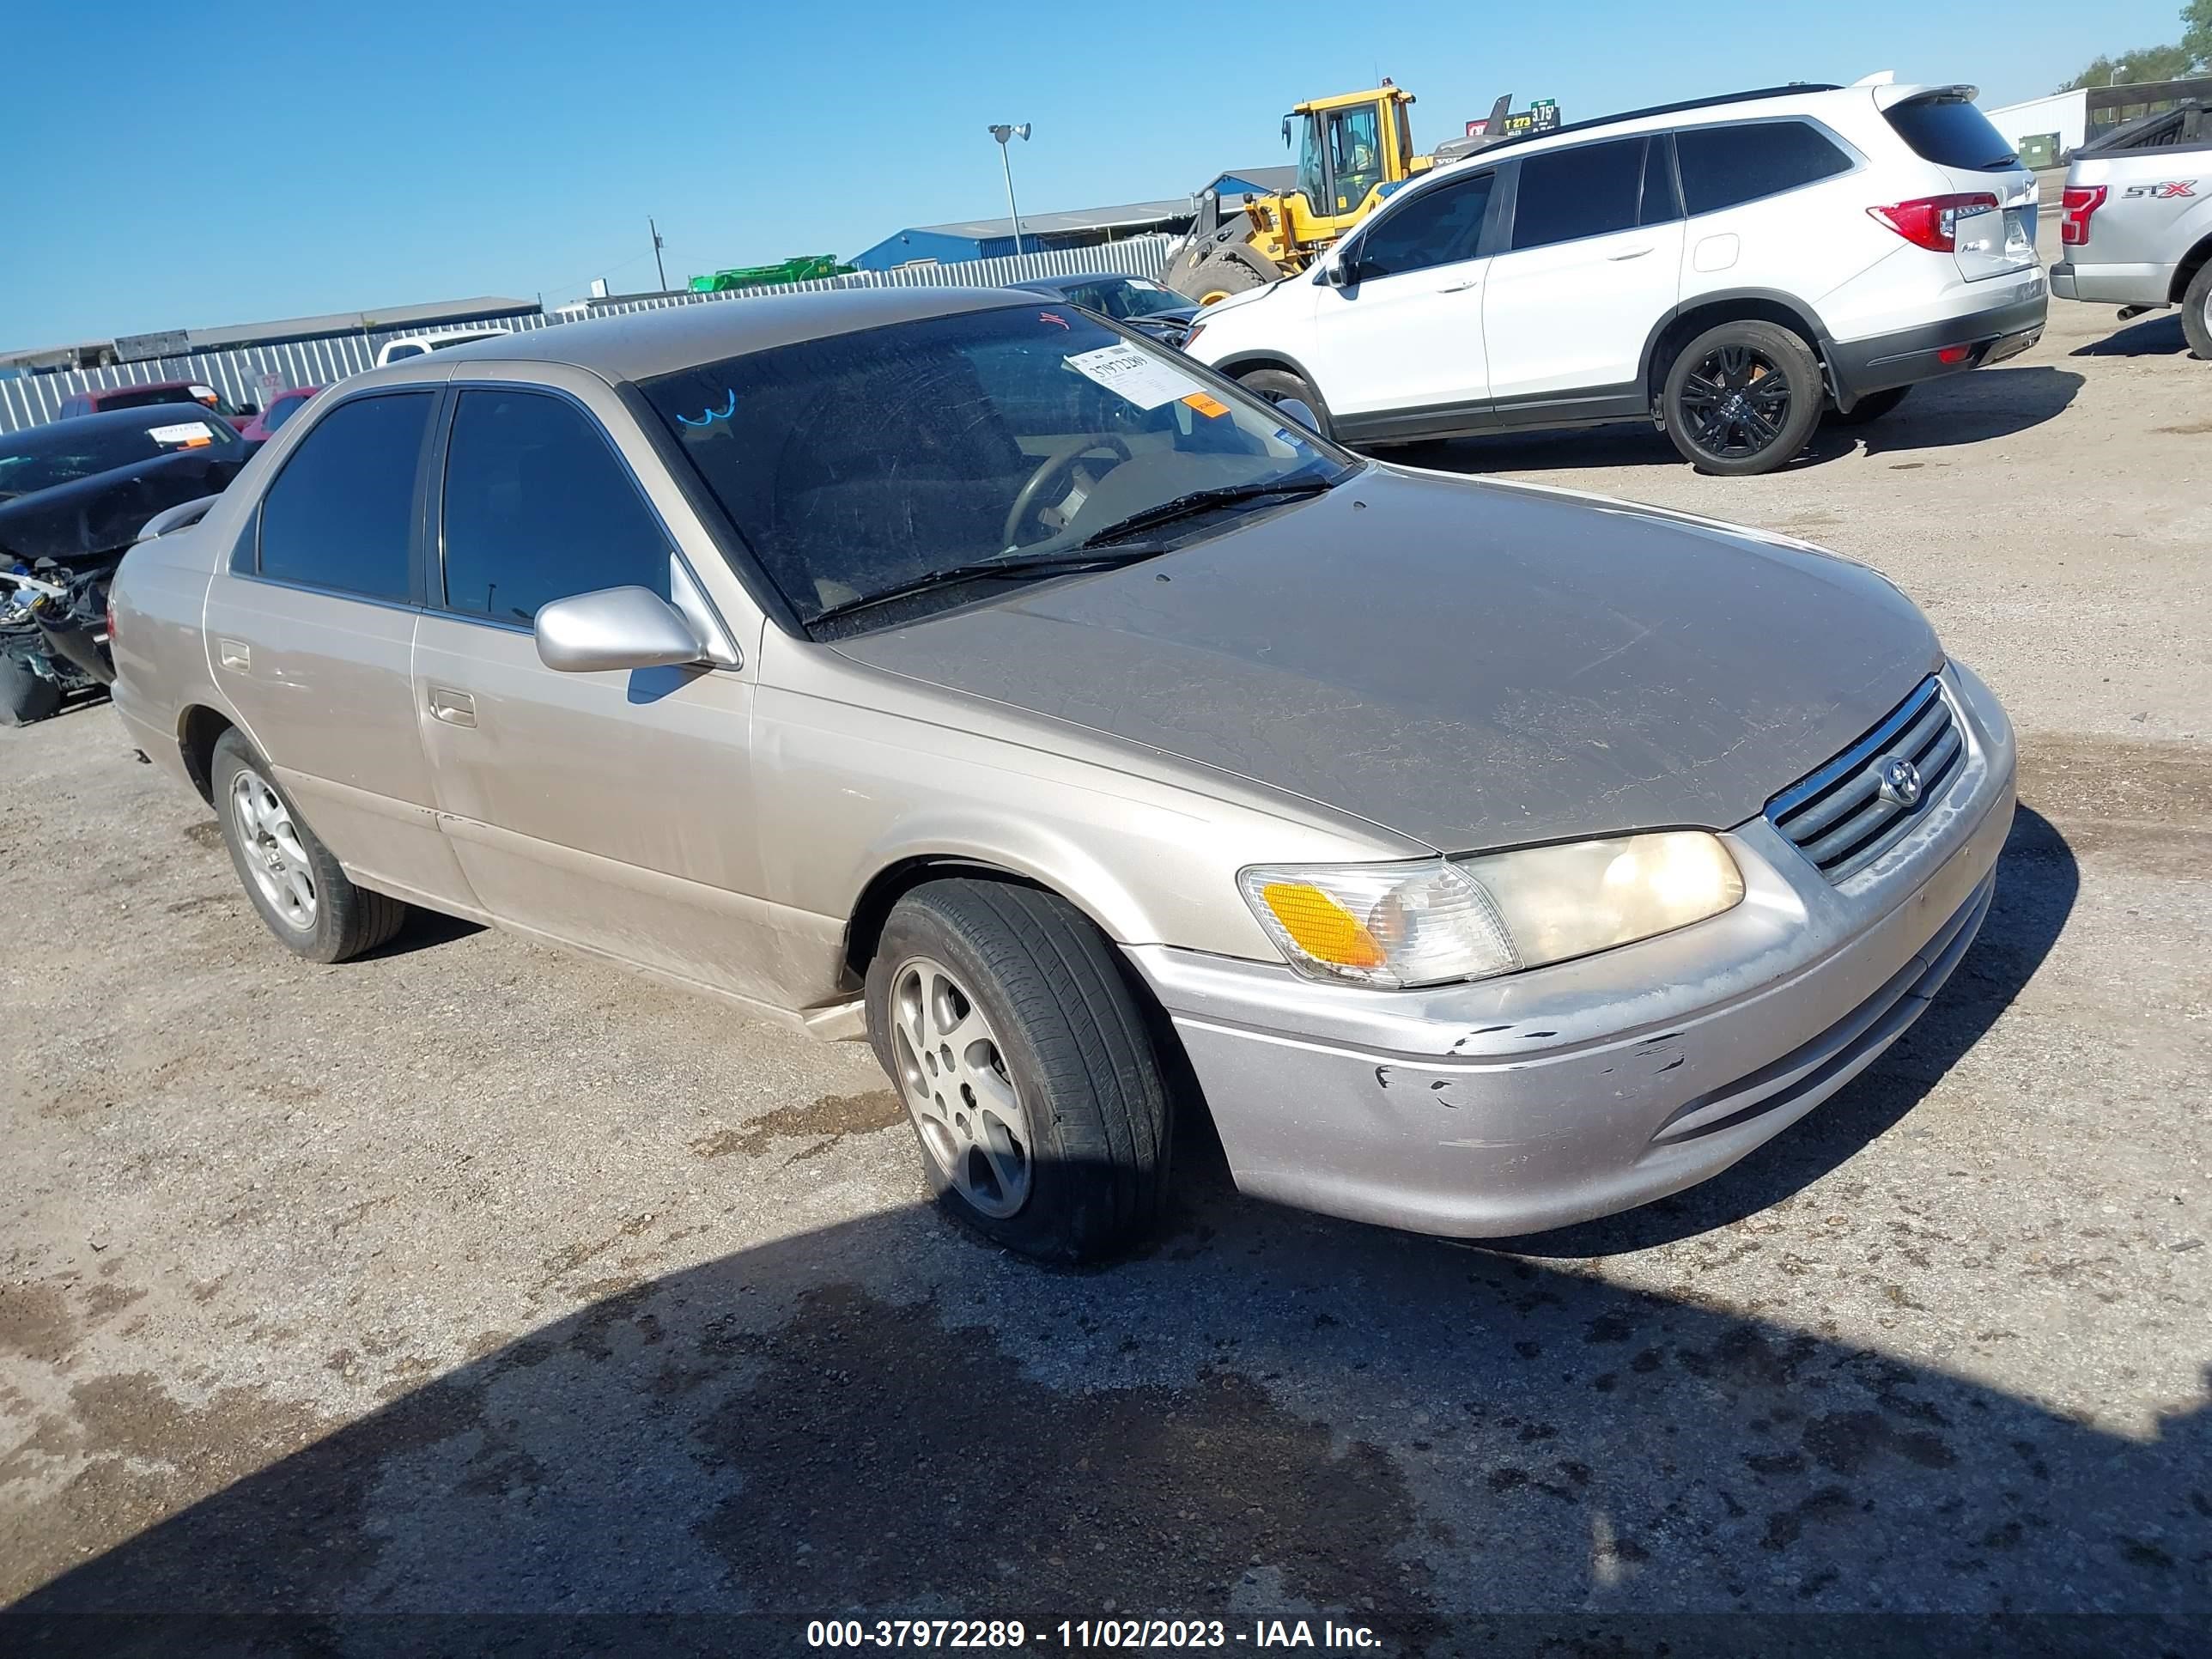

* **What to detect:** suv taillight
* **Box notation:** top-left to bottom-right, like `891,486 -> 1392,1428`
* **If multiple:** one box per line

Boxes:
1867,193 -> 2002,252
2059,185 -> 2107,246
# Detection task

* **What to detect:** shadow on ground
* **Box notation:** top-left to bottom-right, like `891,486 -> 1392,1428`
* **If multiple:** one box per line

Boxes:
1395,366 -> 2084,477
2070,313 -> 2191,358
4,817 -> 2204,1657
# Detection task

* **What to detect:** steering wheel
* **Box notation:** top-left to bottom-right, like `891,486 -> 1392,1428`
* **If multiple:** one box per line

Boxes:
1000,436 -> 1133,549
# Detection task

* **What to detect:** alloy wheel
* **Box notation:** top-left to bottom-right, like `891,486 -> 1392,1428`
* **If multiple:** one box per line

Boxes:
229,768 -> 317,931
889,956 -> 1032,1218
1679,344 -> 1795,460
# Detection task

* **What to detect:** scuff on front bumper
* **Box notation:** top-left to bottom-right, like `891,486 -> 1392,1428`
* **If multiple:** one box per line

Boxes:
1127,664 -> 2018,1238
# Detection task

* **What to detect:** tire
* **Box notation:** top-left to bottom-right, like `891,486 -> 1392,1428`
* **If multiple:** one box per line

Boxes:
1235,368 -> 1331,439
210,728 -> 409,963
1188,248 -> 1274,307
2183,261 -> 2212,362
1662,319 -> 1825,477
0,655 -> 63,726
865,878 -> 1172,1263
1826,384 -> 1911,427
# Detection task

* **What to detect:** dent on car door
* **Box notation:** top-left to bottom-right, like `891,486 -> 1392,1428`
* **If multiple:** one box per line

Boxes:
1483,137 -> 1687,404
202,388 -> 475,910
410,385 -> 778,1001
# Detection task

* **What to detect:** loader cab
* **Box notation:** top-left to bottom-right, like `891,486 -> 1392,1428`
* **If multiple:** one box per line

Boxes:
1285,85 -> 1423,238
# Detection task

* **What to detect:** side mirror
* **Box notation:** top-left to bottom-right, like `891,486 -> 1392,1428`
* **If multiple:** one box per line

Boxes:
534,586 -> 705,674
1319,258 -> 1352,289
236,402 -> 261,417
1272,398 -> 1322,434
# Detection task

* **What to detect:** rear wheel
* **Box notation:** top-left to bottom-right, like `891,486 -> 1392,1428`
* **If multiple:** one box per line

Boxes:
0,655 -> 62,726
866,879 -> 1171,1263
1662,320 -> 1824,476
1827,385 -> 1911,427
210,728 -> 409,963
2183,261 -> 2212,362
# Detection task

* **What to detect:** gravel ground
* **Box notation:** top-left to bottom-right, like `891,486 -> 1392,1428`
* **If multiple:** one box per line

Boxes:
3,269 -> 2207,1656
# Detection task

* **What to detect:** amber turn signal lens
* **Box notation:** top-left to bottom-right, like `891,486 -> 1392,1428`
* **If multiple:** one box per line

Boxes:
1256,881 -> 1387,969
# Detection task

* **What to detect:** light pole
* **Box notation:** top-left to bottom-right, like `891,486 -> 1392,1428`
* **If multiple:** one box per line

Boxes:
988,124 -> 1031,256
2111,64 -> 2129,86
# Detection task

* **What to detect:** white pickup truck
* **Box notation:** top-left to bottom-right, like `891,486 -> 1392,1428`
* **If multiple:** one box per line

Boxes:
2052,99 -> 2212,358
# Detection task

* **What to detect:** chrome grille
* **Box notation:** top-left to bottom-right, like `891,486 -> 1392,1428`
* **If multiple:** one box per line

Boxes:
1766,677 -> 1962,883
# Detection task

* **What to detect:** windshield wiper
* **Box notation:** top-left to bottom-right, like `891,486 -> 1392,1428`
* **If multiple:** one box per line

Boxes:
1076,474 -> 1335,550
809,546 -> 1170,627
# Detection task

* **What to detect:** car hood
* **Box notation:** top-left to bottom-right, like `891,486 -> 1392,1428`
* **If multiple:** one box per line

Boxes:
0,450 -> 244,570
833,470 -> 1943,851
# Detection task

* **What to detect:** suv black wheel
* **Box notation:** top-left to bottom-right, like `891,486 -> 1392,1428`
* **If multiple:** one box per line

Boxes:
1235,368 -> 1331,439
866,878 -> 1172,1264
210,727 -> 410,963
1662,320 -> 1825,476
1826,385 -> 1911,427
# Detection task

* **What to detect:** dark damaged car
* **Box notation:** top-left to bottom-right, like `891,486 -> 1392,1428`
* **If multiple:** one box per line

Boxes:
1,407 -> 248,724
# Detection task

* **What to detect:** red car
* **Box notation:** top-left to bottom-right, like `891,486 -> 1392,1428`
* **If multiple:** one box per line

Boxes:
58,380 -> 258,433
236,386 -> 323,448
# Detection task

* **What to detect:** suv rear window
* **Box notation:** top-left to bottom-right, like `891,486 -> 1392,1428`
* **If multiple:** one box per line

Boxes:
1510,137 -> 1646,251
1884,95 -> 2018,171
1675,120 -> 1855,215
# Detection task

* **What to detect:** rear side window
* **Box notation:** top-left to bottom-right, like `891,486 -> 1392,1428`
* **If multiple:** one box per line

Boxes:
257,392 -> 433,601
1883,96 -> 2018,171
1510,138 -> 1645,251
439,390 -> 670,625
1354,172 -> 1495,278
1675,120 -> 1856,215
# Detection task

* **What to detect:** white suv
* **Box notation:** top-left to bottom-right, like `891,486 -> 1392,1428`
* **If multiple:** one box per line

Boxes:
1184,76 -> 2047,476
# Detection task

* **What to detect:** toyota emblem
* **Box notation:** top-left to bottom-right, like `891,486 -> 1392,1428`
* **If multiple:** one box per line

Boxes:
1877,757 -> 1923,807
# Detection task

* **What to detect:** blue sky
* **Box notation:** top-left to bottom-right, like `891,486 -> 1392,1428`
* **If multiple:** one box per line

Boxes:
4,0 -> 2185,347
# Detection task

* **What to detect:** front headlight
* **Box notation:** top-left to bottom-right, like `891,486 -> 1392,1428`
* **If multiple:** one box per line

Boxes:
1239,832 -> 1745,989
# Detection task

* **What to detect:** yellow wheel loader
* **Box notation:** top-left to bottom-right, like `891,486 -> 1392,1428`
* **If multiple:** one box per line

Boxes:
1162,86 -> 1511,305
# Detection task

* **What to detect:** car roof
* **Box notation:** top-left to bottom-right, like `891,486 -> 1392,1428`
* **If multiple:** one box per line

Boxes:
1431,80 -> 1911,172
7,404 -> 241,443
403,285 -> 1034,384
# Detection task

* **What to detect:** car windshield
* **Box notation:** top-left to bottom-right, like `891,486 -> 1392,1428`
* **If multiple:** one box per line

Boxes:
0,413 -> 240,500
90,386 -> 200,413
640,305 -> 1352,629
1062,278 -> 1189,321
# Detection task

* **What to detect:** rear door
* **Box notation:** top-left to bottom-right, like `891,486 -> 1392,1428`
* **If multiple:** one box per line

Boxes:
203,387 -> 474,910
1300,167 -> 1499,422
1483,136 -> 1684,407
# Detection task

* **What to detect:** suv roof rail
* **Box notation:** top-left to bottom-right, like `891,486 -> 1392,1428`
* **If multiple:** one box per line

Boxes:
1470,82 -> 1845,158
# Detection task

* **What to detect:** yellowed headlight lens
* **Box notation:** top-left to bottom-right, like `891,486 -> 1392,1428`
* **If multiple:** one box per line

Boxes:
1257,881 -> 1387,969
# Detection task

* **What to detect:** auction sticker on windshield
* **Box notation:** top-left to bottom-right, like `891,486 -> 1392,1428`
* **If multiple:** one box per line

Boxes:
147,421 -> 217,448
1064,343 -> 1206,410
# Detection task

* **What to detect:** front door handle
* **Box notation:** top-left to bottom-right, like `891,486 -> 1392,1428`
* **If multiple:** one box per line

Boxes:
1608,246 -> 1656,261
428,688 -> 477,728
1439,279 -> 1481,292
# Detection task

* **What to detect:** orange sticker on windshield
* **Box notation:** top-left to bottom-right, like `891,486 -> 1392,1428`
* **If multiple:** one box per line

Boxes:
1181,392 -> 1230,418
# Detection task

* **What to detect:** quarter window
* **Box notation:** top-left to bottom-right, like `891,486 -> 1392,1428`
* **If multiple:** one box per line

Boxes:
439,390 -> 670,625
257,392 -> 433,601
1352,173 -> 1495,279
1674,120 -> 1855,216
1510,137 -> 1647,251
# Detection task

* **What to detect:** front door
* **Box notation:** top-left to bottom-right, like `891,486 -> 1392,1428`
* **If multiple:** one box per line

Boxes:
202,387 -> 474,911
1484,136 -> 1686,408
1303,167 -> 1500,424
410,382 -> 778,1003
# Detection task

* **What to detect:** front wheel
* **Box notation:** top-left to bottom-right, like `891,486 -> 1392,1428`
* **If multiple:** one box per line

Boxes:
1235,367 -> 1330,439
2183,261 -> 2212,362
866,879 -> 1172,1263
1662,320 -> 1824,476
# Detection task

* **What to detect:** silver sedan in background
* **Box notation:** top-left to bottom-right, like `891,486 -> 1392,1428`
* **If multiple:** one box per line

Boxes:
108,288 -> 2014,1262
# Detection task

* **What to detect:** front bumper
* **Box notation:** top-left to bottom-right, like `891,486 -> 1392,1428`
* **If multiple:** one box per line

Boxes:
1827,281 -> 2048,405
1129,664 -> 2017,1238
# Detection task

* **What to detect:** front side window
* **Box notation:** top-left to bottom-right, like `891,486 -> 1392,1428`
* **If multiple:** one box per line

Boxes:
257,392 -> 433,601
439,390 -> 670,624
1675,120 -> 1855,216
641,307 -> 1348,629
1352,173 -> 1495,279
1510,137 -> 1647,251
1295,112 -> 1326,208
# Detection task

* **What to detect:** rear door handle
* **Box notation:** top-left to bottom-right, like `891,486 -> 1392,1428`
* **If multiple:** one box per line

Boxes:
428,688 -> 477,728
217,639 -> 250,672
1608,246 -> 1656,261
